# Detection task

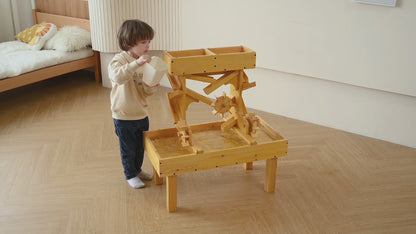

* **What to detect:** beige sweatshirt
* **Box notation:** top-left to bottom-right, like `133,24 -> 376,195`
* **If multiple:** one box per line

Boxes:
108,51 -> 158,120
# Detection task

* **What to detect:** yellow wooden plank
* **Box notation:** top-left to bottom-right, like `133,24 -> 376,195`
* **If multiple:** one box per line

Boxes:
244,162 -> 253,170
242,81 -> 256,91
215,53 -> 256,71
166,94 -> 181,123
189,121 -> 223,132
257,117 -> 285,140
191,145 -> 204,154
167,74 -> 181,90
185,74 -> 216,84
185,88 -> 213,105
264,158 -> 277,192
153,168 -> 163,185
143,133 -> 161,175
179,75 -> 187,88
145,121 -> 223,139
210,46 -> 256,72
167,90 -> 199,123
158,140 -> 287,176
167,90 -> 185,99
221,117 -> 237,131
167,55 -> 216,75
144,127 -> 177,139
166,176 -> 177,212
164,46 -> 256,75
167,49 -> 213,58
233,127 -> 257,145
203,71 -> 239,95
207,46 -> 254,54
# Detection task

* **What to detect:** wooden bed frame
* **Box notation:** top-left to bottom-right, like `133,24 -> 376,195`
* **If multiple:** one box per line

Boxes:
0,10 -> 101,93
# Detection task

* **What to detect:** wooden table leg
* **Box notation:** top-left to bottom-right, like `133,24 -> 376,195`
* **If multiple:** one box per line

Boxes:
166,175 -> 177,212
153,168 -> 163,185
244,162 -> 253,170
264,158 -> 277,192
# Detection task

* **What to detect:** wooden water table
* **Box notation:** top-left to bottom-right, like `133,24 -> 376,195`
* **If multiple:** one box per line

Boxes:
144,46 -> 288,212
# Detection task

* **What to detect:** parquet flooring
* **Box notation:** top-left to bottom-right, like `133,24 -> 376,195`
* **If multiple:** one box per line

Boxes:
0,70 -> 415,233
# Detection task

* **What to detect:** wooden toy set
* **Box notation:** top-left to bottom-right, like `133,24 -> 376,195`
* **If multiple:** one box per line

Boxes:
143,46 -> 288,212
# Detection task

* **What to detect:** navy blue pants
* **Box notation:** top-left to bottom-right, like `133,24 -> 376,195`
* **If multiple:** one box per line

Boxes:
113,117 -> 149,180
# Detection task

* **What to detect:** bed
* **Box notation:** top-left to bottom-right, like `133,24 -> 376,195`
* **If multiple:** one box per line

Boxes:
0,9 -> 101,93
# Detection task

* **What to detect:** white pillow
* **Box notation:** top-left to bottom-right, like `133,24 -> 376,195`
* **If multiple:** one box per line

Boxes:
15,23 -> 57,50
43,26 -> 91,51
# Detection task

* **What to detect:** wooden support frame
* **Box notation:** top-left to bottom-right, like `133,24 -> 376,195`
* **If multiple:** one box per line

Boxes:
166,176 -> 177,212
144,46 -> 288,212
164,47 -> 258,148
144,118 -> 288,212
164,46 -> 256,76
265,158 -> 278,192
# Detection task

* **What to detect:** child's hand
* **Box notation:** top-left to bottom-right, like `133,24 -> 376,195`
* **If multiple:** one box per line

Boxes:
136,55 -> 152,66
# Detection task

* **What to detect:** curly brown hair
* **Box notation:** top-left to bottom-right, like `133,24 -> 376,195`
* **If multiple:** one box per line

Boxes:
117,19 -> 154,51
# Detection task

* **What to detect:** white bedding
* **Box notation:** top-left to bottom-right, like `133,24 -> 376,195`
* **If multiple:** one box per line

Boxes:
0,41 -> 94,79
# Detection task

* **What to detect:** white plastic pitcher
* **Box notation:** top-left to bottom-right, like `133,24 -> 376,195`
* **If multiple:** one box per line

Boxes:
143,56 -> 168,86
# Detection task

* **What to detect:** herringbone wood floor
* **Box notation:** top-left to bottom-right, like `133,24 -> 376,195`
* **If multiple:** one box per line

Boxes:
0,71 -> 415,234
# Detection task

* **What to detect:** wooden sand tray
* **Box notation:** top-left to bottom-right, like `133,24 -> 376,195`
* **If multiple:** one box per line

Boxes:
144,46 -> 288,212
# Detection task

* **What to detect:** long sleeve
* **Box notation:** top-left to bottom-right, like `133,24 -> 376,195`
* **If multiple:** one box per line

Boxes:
142,83 -> 158,96
108,55 -> 144,85
108,51 -> 158,120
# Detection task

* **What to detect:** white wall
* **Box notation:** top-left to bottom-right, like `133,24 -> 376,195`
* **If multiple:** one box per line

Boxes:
158,66 -> 416,148
178,0 -> 416,148
244,68 -> 416,148
100,0 -> 416,148
181,0 -> 416,97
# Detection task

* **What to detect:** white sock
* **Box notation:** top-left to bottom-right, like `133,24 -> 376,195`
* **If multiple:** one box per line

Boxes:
138,170 -> 153,181
127,176 -> 145,189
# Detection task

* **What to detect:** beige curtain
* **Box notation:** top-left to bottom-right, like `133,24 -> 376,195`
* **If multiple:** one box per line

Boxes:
0,0 -> 33,42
